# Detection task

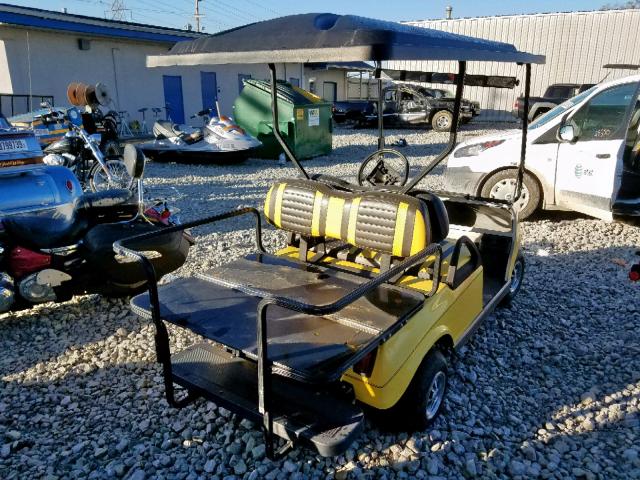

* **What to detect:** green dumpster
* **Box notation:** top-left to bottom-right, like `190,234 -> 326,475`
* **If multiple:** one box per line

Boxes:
233,79 -> 332,160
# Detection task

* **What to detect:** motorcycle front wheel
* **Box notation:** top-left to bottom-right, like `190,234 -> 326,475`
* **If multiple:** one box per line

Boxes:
89,159 -> 132,192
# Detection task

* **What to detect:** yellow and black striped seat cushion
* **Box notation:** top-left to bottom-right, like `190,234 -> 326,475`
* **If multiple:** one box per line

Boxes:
264,179 -> 431,258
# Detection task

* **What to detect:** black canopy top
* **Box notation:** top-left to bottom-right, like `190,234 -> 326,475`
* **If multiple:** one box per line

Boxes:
148,13 -> 545,67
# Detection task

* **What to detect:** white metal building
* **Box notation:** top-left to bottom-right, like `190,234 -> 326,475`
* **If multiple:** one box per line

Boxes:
0,4 -> 370,128
0,4 -> 308,126
394,9 -> 640,121
2,5 -> 638,125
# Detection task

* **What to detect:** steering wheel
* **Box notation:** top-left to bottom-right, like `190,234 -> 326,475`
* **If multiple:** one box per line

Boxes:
357,149 -> 409,187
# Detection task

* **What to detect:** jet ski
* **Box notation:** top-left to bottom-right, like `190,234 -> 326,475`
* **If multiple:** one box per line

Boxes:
139,109 -> 261,163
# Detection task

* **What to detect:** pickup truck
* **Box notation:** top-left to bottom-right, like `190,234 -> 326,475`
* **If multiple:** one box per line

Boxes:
357,84 -> 480,132
513,83 -> 595,122
332,100 -> 371,123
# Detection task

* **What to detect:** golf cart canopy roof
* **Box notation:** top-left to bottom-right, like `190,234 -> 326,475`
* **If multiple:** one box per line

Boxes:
147,13 -> 545,67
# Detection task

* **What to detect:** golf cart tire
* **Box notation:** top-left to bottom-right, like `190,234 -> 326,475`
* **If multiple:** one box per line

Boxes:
480,169 -> 541,220
376,348 -> 448,432
500,252 -> 525,307
431,110 -> 453,132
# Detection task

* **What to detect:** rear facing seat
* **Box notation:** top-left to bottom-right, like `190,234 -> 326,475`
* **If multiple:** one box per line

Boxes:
264,179 -> 449,270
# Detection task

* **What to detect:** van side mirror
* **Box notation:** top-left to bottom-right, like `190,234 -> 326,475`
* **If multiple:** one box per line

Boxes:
558,124 -> 576,143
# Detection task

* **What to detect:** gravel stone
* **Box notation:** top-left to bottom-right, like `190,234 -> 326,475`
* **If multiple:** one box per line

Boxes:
1,125 -> 640,479
204,459 -> 216,473
233,459 -> 247,475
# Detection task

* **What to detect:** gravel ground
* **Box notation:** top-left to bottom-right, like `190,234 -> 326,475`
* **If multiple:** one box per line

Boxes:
2,124 -> 640,480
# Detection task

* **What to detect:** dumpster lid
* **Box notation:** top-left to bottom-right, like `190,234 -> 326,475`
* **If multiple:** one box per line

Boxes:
243,79 -> 327,105
148,13 -> 545,67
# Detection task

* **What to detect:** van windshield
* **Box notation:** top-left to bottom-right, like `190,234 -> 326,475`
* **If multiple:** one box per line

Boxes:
529,86 -> 597,129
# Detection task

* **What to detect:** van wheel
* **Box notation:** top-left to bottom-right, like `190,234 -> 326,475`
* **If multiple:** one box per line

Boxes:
382,349 -> 448,431
480,170 -> 541,220
500,253 -> 525,307
432,110 -> 453,132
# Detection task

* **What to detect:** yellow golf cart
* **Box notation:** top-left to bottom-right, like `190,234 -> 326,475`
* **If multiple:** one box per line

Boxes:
115,13 -> 544,459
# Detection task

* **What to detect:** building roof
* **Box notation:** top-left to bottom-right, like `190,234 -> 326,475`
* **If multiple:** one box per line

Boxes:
0,3 -> 204,44
406,7 -> 640,25
306,61 -> 375,72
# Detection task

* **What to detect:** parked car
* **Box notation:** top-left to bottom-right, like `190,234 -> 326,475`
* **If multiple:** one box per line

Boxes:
513,82 -> 595,121
332,100 -> 371,123
359,84 -> 480,131
445,75 -> 640,221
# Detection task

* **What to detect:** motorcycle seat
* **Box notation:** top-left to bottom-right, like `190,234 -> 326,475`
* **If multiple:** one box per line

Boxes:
78,189 -> 132,210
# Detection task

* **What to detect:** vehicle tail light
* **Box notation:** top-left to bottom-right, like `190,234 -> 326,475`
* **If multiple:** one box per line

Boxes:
9,247 -> 52,279
630,263 -> 640,281
353,349 -> 377,376
514,99 -> 520,109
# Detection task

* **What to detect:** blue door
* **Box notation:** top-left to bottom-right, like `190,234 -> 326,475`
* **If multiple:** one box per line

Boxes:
200,71 -> 218,116
162,75 -> 185,124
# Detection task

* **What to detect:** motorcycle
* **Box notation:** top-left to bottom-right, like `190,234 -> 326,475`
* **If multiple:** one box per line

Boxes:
0,142 -> 192,313
139,108 -> 261,163
37,104 -> 129,192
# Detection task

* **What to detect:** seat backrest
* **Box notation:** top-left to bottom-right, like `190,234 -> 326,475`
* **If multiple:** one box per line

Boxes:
264,179 -> 433,258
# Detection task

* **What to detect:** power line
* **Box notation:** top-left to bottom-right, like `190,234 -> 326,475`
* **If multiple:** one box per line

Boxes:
236,0 -> 281,17
105,0 -> 131,21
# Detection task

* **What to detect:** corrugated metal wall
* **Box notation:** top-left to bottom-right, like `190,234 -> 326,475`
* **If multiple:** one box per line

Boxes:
388,9 -> 640,121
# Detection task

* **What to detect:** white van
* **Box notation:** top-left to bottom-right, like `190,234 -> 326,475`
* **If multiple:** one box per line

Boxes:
444,75 -> 640,220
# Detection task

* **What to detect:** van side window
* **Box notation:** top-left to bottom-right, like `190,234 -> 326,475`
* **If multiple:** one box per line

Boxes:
571,83 -> 638,141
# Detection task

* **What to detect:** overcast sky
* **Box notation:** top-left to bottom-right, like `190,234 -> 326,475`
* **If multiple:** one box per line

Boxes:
11,0 -> 612,32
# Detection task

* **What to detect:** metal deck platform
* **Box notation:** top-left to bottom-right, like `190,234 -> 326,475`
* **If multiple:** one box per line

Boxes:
172,342 -> 364,457
131,254 -> 425,383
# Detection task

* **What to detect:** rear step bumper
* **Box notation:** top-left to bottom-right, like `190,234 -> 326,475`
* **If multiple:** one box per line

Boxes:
171,343 -> 364,457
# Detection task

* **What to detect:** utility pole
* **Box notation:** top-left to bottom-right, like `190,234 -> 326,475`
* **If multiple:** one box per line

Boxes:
106,0 -> 131,21
194,0 -> 204,33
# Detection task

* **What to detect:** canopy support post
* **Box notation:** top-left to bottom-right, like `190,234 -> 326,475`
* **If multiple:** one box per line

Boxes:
403,60 -> 466,193
375,62 -> 385,150
514,63 -> 531,204
268,63 -> 309,179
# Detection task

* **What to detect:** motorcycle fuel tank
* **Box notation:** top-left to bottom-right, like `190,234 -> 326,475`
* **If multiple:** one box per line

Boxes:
0,165 -> 83,248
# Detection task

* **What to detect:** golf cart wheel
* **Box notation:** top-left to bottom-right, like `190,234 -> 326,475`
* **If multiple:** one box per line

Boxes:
480,170 -> 541,220
432,110 -> 453,132
383,349 -> 448,431
89,159 -> 132,192
501,253 -> 525,307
